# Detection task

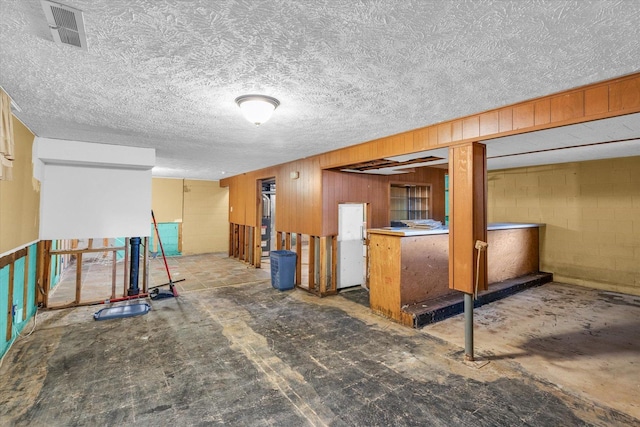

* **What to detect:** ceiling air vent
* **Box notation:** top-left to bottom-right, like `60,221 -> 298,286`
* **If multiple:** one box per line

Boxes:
41,0 -> 87,50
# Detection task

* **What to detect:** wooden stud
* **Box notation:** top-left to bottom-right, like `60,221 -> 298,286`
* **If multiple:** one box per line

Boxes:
123,238 -> 129,297
285,232 -> 292,250
22,249 -> 29,321
111,249 -> 117,299
276,231 -> 283,250
229,223 -> 234,256
75,252 -> 83,304
6,262 -> 15,341
295,234 -> 302,286
238,225 -> 245,260
319,236 -> 327,294
254,226 -> 262,268
308,236 -> 316,292
39,241 -> 51,308
331,236 -> 338,293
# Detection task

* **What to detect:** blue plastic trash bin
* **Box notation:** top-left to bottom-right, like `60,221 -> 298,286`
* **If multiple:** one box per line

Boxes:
270,250 -> 297,291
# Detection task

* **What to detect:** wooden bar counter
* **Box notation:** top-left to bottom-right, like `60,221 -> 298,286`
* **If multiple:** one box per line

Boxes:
367,223 -> 541,326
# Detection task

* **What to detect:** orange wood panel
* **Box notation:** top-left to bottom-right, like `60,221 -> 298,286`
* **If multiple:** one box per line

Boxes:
513,104 -> 534,129
451,120 -> 463,141
609,75 -> 640,112
550,92 -> 584,123
534,99 -> 551,125
413,128 -> 429,151
448,142 -> 487,294
585,85 -> 609,116
368,233 -> 404,323
428,126 -> 438,147
479,111 -> 499,136
462,116 -> 479,140
498,108 -> 513,133
437,122 -> 452,145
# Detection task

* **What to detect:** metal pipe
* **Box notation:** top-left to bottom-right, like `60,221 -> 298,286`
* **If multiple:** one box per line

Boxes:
128,237 -> 141,296
464,292 -> 474,361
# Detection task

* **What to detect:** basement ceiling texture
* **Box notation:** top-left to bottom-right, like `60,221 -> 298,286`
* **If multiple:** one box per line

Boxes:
1,0 -> 639,180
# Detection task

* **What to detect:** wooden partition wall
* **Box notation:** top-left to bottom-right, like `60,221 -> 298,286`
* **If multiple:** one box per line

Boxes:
221,73 -> 640,296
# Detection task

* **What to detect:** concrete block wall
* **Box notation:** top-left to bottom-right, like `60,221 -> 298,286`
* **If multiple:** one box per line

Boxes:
488,156 -> 640,296
182,179 -> 229,254
152,178 -> 229,255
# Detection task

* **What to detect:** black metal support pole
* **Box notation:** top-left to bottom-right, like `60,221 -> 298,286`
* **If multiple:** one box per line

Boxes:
464,292 -> 474,361
128,237 -> 141,296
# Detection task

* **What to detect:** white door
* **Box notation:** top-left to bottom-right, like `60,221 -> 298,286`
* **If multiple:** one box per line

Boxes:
337,203 -> 366,289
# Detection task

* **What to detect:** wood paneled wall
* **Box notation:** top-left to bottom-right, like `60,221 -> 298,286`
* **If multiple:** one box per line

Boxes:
322,167 -> 447,236
221,73 -> 640,238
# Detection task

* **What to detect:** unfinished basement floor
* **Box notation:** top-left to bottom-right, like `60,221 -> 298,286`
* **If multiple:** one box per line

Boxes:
1,253 -> 639,426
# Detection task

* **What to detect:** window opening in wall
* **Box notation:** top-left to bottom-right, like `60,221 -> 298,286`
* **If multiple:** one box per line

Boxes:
444,174 -> 449,226
390,184 -> 430,223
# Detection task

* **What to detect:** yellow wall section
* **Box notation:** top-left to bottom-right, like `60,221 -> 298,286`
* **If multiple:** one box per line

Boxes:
182,180 -> 229,254
152,178 -> 184,222
488,156 -> 640,295
0,118 -> 39,254
151,178 -> 229,255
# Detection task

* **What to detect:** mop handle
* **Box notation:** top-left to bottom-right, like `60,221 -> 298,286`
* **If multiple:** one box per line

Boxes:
151,210 -> 173,283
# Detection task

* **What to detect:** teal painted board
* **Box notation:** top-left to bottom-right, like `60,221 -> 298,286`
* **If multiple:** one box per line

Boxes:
150,223 -> 181,256
115,237 -> 126,261
12,257 -> 25,328
50,240 -> 61,289
0,265 -> 8,355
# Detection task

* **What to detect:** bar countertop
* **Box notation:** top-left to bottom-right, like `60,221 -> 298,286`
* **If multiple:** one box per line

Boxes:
368,222 -> 542,237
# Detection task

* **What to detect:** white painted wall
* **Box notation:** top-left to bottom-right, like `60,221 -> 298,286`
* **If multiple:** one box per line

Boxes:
34,138 -> 155,239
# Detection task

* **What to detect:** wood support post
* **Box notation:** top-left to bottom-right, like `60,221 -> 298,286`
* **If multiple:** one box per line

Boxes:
276,232 -> 283,250
448,141 -> 487,294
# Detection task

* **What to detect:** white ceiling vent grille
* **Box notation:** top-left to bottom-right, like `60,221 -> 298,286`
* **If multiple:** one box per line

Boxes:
41,0 -> 87,50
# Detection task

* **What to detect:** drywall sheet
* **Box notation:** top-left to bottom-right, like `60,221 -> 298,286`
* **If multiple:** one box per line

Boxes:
34,138 -> 155,240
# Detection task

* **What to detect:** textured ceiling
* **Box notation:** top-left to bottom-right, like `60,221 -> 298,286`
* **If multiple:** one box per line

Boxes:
1,0 -> 639,180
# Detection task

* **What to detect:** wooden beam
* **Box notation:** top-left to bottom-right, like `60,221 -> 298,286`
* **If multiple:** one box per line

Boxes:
285,233 -> 292,250
111,250 -> 117,300
276,232 -> 283,250
295,234 -> 302,286
39,240 -> 52,308
331,236 -> 338,293
228,223 -> 234,257
49,246 -> 126,256
75,253 -> 83,304
448,142 -> 487,294
319,237 -> 327,294
6,262 -> 14,341
0,247 -> 28,270
123,238 -> 129,297
22,249 -> 29,321
254,226 -> 262,268
308,236 -> 316,292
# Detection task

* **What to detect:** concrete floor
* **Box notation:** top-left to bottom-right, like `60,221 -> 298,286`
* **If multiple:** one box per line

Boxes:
1,253 -> 639,426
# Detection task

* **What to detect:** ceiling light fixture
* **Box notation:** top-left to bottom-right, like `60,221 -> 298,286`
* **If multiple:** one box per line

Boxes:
235,94 -> 280,125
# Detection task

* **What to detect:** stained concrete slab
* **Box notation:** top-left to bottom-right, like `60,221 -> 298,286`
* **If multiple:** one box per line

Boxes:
2,254 -> 639,426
